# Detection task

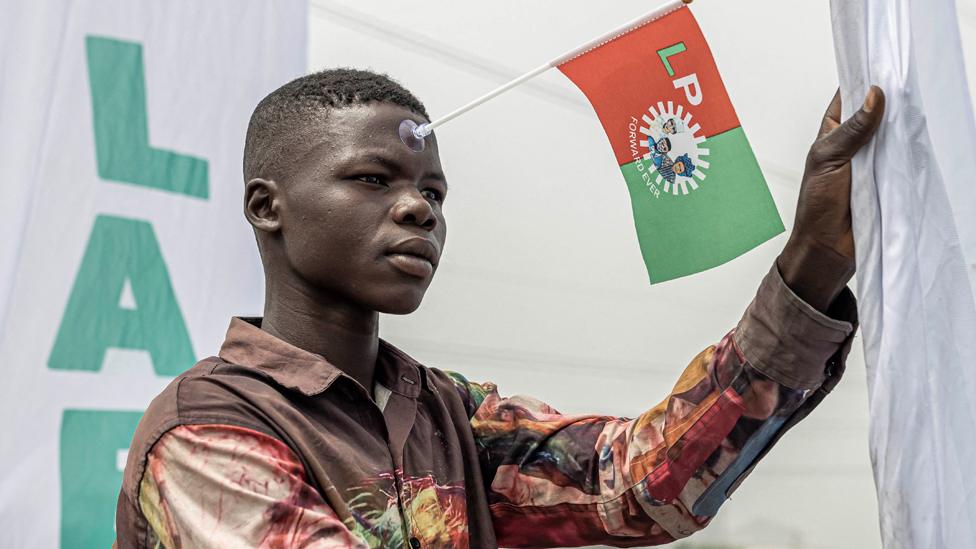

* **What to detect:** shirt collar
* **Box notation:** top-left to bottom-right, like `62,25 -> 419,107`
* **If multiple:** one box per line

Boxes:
218,317 -> 427,398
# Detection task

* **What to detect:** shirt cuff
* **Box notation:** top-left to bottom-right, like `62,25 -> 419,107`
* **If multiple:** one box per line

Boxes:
733,264 -> 858,391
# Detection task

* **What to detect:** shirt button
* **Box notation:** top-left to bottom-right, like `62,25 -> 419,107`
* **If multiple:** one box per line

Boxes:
409,537 -> 421,549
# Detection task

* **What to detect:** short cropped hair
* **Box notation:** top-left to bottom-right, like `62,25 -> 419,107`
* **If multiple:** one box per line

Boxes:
243,68 -> 429,182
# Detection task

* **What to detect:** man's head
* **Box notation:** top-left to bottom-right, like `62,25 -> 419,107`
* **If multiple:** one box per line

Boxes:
654,137 -> 671,154
673,153 -> 695,177
662,118 -> 677,135
243,69 -> 447,315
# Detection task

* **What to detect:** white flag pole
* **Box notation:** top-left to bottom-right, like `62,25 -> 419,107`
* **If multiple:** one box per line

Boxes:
411,0 -> 693,139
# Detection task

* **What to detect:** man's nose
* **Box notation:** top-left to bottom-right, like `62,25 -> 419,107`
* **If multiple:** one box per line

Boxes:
391,188 -> 437,231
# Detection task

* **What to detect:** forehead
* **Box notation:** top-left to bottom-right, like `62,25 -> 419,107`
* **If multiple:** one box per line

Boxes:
302,103 -> 442,173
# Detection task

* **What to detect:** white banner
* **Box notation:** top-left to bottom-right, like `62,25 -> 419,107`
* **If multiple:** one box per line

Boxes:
0,2 -> 305,547
831,0 -> 976,547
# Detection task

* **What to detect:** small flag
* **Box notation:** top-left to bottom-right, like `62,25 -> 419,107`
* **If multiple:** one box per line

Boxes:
558,4 -> 784,283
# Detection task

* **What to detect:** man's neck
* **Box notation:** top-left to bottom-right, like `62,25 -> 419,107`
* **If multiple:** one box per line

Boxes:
260,275 -> 379,393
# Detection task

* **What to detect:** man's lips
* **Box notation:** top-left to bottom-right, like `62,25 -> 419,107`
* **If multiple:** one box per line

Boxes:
385,238 -> 439,278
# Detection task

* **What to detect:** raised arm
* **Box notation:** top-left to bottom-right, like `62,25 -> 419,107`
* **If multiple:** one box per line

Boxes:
448,264 -> 855,547
449,88 -> 884,548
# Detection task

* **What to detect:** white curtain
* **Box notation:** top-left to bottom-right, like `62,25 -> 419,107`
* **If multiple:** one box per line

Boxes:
831,0 -> 976,546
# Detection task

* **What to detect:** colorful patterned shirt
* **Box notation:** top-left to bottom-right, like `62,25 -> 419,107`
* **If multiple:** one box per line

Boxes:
115,266 -> 857,548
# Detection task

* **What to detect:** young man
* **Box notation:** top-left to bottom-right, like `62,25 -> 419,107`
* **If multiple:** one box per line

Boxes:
115,69 -> 884,548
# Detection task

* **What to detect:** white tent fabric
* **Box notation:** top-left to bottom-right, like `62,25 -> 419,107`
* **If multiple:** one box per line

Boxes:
0,2 -> 305,546
0,2 -> 60,336
831,0 -> 976,546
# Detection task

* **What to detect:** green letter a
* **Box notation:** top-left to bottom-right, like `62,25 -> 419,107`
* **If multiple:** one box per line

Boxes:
48,215 -> 195,376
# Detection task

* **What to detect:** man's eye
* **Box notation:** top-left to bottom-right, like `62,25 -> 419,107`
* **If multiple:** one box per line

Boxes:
356,175 -> 386,185
421,189 -> 443,202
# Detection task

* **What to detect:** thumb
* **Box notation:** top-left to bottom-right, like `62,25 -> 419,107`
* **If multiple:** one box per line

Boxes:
808,86 -> 885,174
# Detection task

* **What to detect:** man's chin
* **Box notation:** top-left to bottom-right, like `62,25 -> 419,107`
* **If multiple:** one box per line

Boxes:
373,287 -> 429,315
378,298 -> 424,315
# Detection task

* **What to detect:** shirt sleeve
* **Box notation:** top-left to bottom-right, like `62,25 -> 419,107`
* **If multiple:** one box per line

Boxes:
447,265 -> 857,548
138,423 -> 368,549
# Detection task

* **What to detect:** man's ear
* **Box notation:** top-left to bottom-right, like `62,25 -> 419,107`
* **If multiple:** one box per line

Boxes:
244,178 -> 282,233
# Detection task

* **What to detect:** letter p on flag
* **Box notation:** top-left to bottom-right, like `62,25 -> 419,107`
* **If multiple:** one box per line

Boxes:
557,3 -> 784,283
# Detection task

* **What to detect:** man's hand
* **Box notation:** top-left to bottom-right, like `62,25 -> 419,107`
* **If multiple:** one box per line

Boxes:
777,86 -> 886,312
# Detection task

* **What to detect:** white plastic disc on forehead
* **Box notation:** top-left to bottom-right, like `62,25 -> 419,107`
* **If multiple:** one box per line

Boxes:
398,119 -> 426,152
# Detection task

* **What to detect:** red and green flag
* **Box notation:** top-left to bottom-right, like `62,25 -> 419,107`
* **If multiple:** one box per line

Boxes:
557,3 -> 784,283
